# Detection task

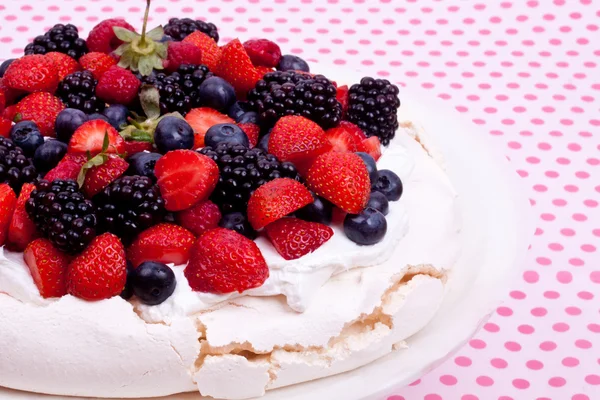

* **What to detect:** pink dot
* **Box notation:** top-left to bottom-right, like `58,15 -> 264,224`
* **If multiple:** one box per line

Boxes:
575,339 -> 591,349
544,291 -> 560,299
582,244 -> 596,252
424,395 -> 442,400
409,379 -> 421,386
549,242 -> 564,251
455,356 -> 472,367
440,375 -> 457,385
476,376 -> 494,386
572,396 -> 590,400
589,323 -> 600,333
513,379 -> 530,389
470,339 -> 486,349
527,360 -> 544,370
497,306 -> 513,316
491,358 -> 508,368
462,396 -> 479,400
585,375 -> 600,385
511,290 -> 526,299
563,357 -> 580,367
553,322 -> 570,332
524,270 -> 539,283
505,341 -> 522,351
484,322 -> 500,332
519,324 -> 535,334
570,257 -> 585,267
549,377 -> 566,387
560,228 -> 575,236
540,341 -> 557,351
578,291 -> 593,299
557,271 -> 573,283
591,271 -> 600,283
536,257 -> 551,265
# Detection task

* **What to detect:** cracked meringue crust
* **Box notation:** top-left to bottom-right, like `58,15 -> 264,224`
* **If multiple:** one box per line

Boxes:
0,118 -> 461,399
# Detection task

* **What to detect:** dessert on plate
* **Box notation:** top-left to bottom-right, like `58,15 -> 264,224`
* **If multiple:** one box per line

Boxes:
0,2 -> 460,399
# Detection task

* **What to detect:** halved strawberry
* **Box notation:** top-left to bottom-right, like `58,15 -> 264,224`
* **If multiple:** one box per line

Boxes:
265,217 -> 333,260
24,238 -> 70,298
127,223 -> 196,267
325,121 -> 366,153
124,140 -> 153,155
336,84 -> 349,116
155,150 -> 219,211
183,31 -> 221,72
67,232 -> 127,300
216,39 -> 261,99
184,228 -> 268,294
177,200 -> 221,237
7,183 -> 37,251
247,178 -> 313,230
357,136 -> 382,161
237,122 -> 260,147
81,154 -> 129,198
44,153 -> 87,181
0,117 -> 11,138
78,51 -> 117,79
185,107 -> 234,148
0,184 -> 17,246
306,152 -> 371,214
68,119 -> 125,155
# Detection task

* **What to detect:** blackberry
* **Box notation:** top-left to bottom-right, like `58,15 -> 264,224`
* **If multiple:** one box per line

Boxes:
0,137 -> 38,194
24,24 -> 88,60
57,71 -> 105,114
346,77 -> 401,146
141,64 -> 213,115
94,175 -> 166,243
164,18 -> 219,43
26,180 -> 97,254
247,71 -> 342,129
199,143 -> 301,214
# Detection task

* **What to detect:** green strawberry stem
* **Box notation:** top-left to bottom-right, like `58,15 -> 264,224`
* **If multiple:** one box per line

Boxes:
139,0 -> 152,48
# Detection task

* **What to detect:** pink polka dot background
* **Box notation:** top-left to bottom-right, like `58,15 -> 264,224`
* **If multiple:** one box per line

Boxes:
1,0 -> 598,399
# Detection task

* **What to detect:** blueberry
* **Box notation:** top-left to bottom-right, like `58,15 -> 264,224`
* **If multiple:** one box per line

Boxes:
87,113 -> 109,123
372,169 -> 403,201
33,139 -> 68,172
55,108 -> 87,143
343,207 -> 387,245
366,191 -> 389,216
237,111 -> 259,125
204,123 -> 248,148
356,152 -> 378,184
198,76 -> 236,111
219,212 -> 257,239
0,59 -> 15,78
227,101 -> 251,121
296,193 -> 333,225
127,152 -> 162,181
120,261 -> 135,300
103,104 -> 129,130
131,261 -> 177,305
154,116 -> 194,154
257,132 -> 271,152
10,121 -> 44,156
277,54 -> 310,72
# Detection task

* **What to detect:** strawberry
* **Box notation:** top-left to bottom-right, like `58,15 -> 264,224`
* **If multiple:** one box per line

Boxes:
155,150 -> 219,211
24,238 -> 70,298
7,183 -> 37,251
268,115 -> 332,173
176,200 -> 221,237
44,153 -> 87,181
68,119 -> 125,155
0,88 -> 5,114
81,155 -> 128,198
306,152 -> 371,214
357,136 -> 382,161
184,228 -> 268,294
165,42 -> 203,73
216,39 -> 261,99
96,66 -> 140,105
255,66 -> 274,79
0,78 -> 23,106
0,184 -> 17,246
2,105 -> 18,122
67,232 -> 127,300
265,217 -> 333,260
127,223 -> 195,267
45,52 -> 81,81
336,84 -> 349,115
243,39 -> 282,68
78,52 -> 117,79
185,107 -> 234,148
15,92 -> 65,137
3,55 -> 59,93
182,31 -> 221,72
325,121 -> 365,153
247,178 -> 313,230
87,19 -> 136,54
0,118 -> 11,138
237,122 -> 260,147
124,140 -> 153,155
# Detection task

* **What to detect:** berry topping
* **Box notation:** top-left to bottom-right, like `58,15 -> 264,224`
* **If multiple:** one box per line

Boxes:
24,23 -> 88,60
45,52 -> 82,81
357,136 -> 382,161
265,217 -> 333,260
277,54 -> 310,72
7,183 -> 38,250
96,66 -> 141,105
247,177 -> 313,230
86,19 -> 136,54
154,116 -> 194,154
3,55 -> 59,93
80,154 -> 129,198
155,150 -> 219,211
126,152 -> 161,181
366,191 -> 389,216
243,39 -> 282,68
67,232 -> 127,300
182,31 -> 222,72
216,39 -> 262,98
55,108 -> 88,143
177,200 -> 221,237
78,52 -> 117,80
0,184 -> 17,246
355,151 -> 378,184
197,76 -> 236,112
295,193 -> 334,226
219,212 -> 256,239
204,123 -> 249,148
343,207 -> 387,246
68,119 -> 126,155
0,137 -> 39,193
9,121 -> 44,157
24,238 -> 70,298
184,107 -> 235,148
15,92 -> 66,137
56,70 -> 105,114
184,228 -> 268,294
164,18 -> 219,43
306,151 -> 371,214
131,261 -> 177,305
127,223 -> 195,267
372,169 -> 403,201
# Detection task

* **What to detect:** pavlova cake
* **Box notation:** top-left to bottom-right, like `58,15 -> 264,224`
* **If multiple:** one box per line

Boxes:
0,3 -> 460,399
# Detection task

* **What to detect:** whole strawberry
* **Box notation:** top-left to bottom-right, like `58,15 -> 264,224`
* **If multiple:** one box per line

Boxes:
3,55 -> 59,93
306,152 -> 371,214
0,184 -> 17,246
265,217 -> 333,260
127,223 -> 196,267
184,228 -> 269,294
24,238 -> 70,298
45,52 -> 81,81
7,183 -> 37,251
87,19 -> 136,54
67,232 -> 127,300
79,52 -> 117,79
216,39 -> 262,99
177,200 -> 221,237
165,42 -> 203,73
15,92 -> 65,137
96,66 -> 140,105
182,31 -> 221,72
